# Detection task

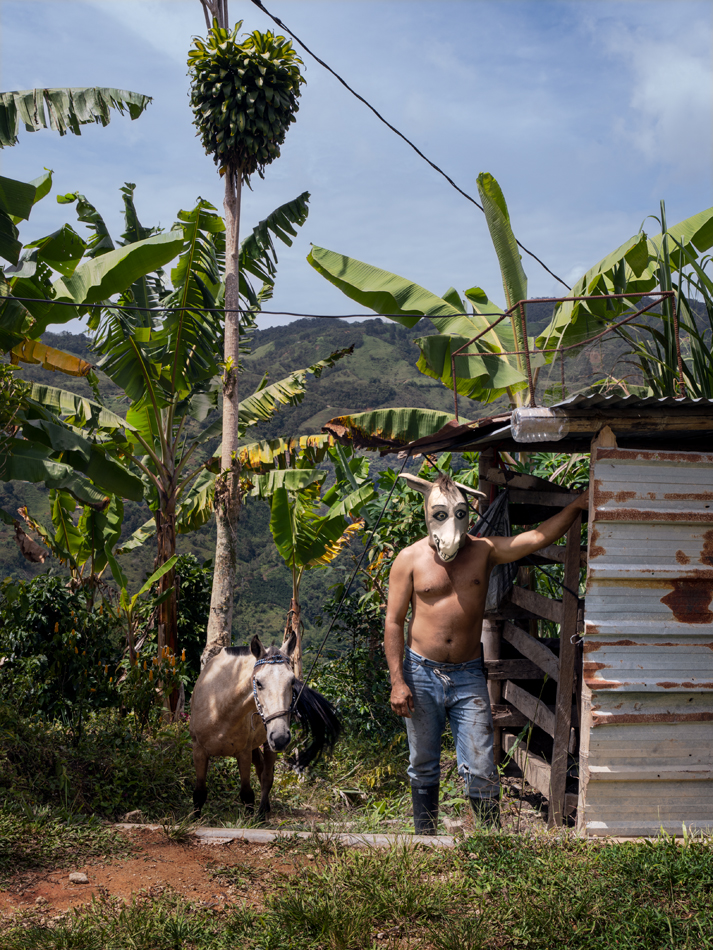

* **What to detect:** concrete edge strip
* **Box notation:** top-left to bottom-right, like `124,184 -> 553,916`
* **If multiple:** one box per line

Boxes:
114,823 -> 456,849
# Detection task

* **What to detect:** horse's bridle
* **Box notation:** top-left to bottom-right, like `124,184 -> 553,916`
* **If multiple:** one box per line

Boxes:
252,654 -> 297,726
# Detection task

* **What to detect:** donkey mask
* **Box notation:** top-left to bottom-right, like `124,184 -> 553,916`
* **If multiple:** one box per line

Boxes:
399,473 -> 486,563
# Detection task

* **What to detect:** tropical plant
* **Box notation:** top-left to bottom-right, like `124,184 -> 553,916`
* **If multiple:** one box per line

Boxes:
307,173 -> 542,410
0,573 -> 121,740
0,88 -> 151,148
4,490 -> 124,595
187,15 -> 305,663
602,203 -> 713,398
248,445 -> 376,676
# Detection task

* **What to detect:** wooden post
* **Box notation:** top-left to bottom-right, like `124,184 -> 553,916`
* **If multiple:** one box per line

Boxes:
481,618 -> 503,763
478,447 -> 502,762
548,512 -> 582,827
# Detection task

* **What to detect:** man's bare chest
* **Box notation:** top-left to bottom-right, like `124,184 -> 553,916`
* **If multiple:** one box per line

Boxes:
412,546 -> 490,600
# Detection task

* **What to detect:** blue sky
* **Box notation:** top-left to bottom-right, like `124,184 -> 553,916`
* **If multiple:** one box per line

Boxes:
1,0 -> 711,331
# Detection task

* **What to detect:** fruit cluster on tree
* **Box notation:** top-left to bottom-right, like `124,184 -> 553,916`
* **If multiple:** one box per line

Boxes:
188,21 -> 304,178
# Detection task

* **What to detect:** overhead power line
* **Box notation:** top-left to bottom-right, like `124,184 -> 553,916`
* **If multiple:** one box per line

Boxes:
248,0 -> 571,292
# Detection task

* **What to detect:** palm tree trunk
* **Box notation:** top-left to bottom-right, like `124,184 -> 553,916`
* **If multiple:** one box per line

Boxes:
203,163 -> 242,665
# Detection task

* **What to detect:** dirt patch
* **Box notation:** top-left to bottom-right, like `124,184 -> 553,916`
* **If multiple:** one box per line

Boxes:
0,827 -> 313,920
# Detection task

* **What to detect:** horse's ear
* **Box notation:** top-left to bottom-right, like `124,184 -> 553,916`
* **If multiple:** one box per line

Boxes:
281,630 -> 298,658
453,480 -> 487,501
398,473 -> 433,496
250,635 -> 264,659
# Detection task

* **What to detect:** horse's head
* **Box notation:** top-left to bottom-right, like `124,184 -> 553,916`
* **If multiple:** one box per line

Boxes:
250,632 -> 297,752
399,472 -> 486,563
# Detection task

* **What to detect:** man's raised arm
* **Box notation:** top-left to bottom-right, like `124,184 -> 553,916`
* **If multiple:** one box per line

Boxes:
384,549 -> 415,718
488,489 -> 589,566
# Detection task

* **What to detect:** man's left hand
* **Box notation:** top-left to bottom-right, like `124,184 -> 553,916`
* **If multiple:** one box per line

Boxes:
574,486 -> 590,510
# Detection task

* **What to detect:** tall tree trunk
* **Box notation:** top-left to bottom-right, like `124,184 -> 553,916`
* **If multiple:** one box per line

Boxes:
203,163 -> 242,665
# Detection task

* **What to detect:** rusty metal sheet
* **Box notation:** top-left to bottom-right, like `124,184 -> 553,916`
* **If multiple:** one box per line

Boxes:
580,446 -> 713,837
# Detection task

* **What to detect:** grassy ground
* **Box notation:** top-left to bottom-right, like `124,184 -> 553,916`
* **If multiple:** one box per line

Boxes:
1,827 -> 711,949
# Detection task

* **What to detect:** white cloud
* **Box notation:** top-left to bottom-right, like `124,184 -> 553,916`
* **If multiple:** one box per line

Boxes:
589,9 -> 713,174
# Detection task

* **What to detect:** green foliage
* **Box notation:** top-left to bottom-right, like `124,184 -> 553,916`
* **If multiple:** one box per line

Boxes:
0,361 -> 25,435
614,204 -> 713,398
188,20 -> 304,178
0,574 -> 121,733
311,644 -> 397,739
0,88 -> 151,148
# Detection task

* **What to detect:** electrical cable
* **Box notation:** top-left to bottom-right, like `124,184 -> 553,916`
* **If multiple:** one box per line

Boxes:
1,295 -> 665,366
248,0 -> 571,292
295,450 -> 411,697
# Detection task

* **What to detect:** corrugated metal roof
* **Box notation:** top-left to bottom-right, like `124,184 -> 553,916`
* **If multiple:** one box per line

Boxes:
579,445 -> 713,837
554,393 -> 713,412
394,395 -> 713,456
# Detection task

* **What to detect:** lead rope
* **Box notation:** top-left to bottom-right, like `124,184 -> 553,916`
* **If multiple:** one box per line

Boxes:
293,450 -> 412,709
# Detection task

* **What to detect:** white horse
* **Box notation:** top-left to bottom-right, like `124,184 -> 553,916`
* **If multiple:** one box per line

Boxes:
190,631 -> 341,817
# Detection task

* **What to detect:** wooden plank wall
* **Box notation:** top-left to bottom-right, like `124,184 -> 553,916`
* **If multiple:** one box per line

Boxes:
477,450 -> 584,827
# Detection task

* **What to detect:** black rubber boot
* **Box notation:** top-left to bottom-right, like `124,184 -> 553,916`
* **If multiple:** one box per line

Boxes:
470,797 -> 501,830
412,784 -> 439,835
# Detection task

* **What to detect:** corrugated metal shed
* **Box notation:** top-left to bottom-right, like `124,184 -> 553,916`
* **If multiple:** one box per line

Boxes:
579,444 -> 713,836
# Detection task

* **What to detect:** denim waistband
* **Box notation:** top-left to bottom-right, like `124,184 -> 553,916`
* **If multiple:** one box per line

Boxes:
405,644 -> 484,672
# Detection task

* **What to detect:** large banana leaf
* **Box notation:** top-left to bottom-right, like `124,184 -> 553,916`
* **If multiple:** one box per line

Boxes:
323,407 -> 463,449
160,199 -> 224,392
249,468 -> 325,498
1,439 -> 109,508
476,172 -> 528,370
19,417 -> 143,501
49,231 -> 183,327
268,485 -> 362,571
307,245 -> 523,400
176,469 -> 215,534
26,383 -> 130,431
57,191 -> 115,258
0,174 -> 36,264
50,489 -> 84,567
10,340 -> 92,377
308,245 -> 460,327
77,495 -> 124,573
414,332 -> 529,402
0,88 -> 151,147
240,191 -> 309,309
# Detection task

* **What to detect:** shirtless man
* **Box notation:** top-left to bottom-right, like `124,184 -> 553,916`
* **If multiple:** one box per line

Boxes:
384,472 -> 588,833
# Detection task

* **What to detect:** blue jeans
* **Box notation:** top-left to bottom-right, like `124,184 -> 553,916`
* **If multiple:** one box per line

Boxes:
402,645 -> 500,801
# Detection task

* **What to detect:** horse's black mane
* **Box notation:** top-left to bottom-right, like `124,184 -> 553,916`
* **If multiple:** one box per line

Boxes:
290,682 -> 341,770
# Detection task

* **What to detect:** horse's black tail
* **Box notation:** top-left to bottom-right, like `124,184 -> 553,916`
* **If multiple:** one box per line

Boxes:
289,682 -> 342,770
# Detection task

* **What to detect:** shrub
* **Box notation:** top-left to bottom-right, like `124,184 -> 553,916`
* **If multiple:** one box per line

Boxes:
0,574 -> 121,737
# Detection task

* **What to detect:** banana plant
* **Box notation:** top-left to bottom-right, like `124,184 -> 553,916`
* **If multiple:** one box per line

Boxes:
249,445 -> 376,677
535,206 -> 713,371
0,87 -> 151,148
307,172 -> 544,409
7,491 -> 124,595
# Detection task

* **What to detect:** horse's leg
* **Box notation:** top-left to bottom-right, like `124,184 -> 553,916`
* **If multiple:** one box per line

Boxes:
252,747 -> 264,782
192,744 -> 209,817
258,745 -> 277,818
237,750 -> 256,812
